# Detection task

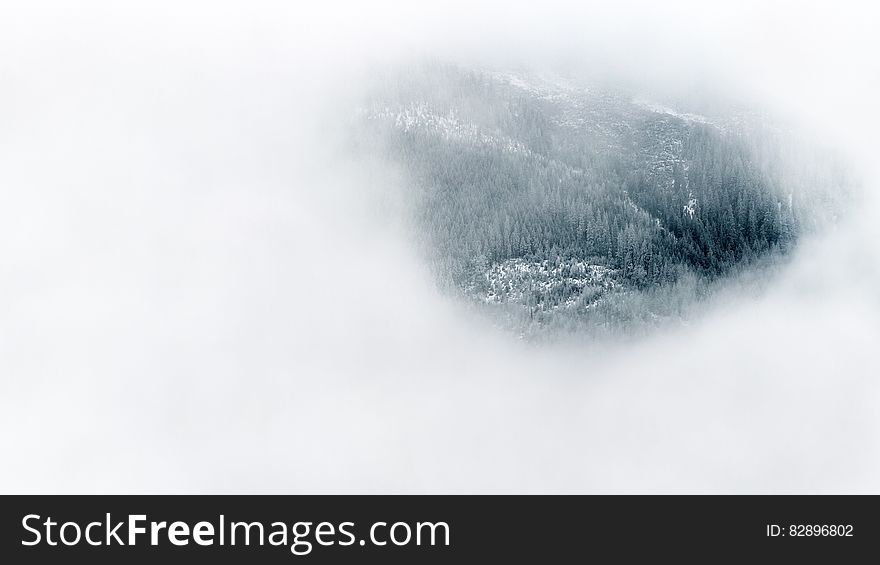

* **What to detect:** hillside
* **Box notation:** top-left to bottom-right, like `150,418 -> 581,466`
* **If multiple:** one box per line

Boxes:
356,63 -> 852,337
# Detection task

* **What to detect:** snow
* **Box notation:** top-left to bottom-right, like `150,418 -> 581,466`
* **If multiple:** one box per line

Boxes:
683,193 -> 697,218
477,257 -> 619,310
632,98 -> 716,127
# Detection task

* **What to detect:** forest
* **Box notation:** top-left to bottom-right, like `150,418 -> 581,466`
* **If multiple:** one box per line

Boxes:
356,63 -> 853,337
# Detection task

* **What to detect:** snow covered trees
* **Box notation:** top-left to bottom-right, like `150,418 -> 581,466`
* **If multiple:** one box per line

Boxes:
357,63 -> 851,335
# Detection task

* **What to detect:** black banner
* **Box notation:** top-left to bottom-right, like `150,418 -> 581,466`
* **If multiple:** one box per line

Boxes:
1,496 -> 876,562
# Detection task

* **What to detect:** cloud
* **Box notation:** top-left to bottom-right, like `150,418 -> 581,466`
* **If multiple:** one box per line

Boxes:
0,0 -> 878,492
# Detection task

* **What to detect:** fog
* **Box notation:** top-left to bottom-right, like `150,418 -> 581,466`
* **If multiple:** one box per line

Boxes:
1,1 -> 879,492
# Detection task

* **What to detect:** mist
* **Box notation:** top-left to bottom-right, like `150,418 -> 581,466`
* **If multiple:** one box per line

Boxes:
1,1 -> 879,493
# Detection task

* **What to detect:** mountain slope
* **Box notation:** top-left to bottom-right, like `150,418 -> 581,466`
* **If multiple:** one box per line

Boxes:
357,63 -> 852,336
